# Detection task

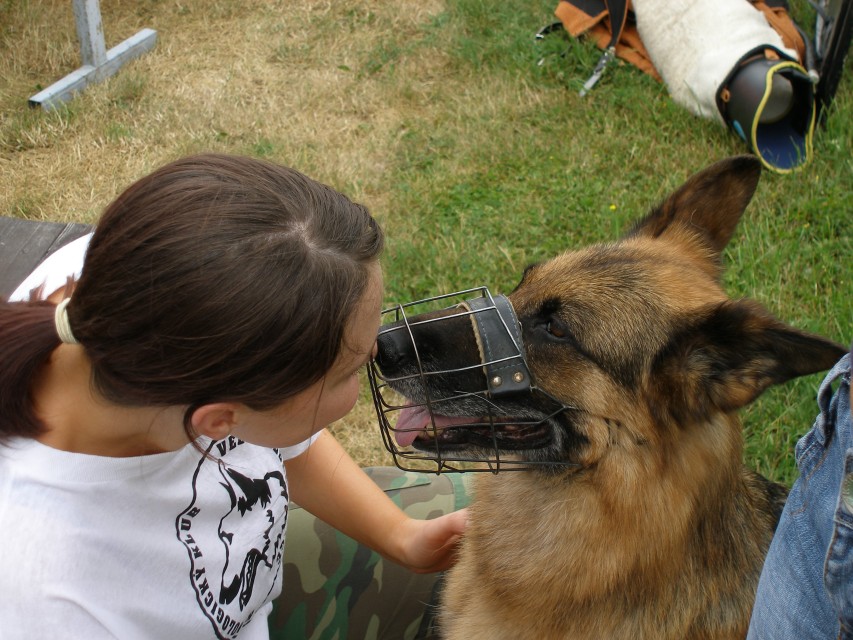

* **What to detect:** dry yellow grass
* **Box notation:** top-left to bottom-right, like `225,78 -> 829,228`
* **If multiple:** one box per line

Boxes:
2,0 -> 449,220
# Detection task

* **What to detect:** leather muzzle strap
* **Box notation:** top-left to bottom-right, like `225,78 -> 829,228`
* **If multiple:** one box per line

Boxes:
459,295 -> 532,398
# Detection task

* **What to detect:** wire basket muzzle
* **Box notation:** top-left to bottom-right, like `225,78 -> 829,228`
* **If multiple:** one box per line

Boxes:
368,288 -> 564,473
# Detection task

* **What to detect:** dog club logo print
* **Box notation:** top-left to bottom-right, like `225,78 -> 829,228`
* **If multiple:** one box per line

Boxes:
177,437 -> 288,639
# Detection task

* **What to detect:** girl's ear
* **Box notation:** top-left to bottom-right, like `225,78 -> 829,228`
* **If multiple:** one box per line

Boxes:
190,403 -> 240,440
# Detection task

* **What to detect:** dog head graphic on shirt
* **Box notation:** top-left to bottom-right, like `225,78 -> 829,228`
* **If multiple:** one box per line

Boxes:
177,437 -> 288,639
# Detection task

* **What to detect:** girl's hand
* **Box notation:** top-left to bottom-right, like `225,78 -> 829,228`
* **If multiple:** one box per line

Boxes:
387,508 -> 469,574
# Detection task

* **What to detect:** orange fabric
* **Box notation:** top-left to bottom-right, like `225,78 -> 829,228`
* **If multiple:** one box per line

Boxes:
554,1 -> 662,81
554,0 -> 804,84
554,0 -> 606,35
751,1 -> 806,61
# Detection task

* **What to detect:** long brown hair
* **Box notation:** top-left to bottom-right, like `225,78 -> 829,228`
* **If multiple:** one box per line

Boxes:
0,153 -> 384,441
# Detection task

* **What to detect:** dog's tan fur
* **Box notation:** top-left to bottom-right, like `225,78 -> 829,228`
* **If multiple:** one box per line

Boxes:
430,158 -> 846,639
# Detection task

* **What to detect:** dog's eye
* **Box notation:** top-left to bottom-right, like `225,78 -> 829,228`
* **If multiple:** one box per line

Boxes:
545,320 -> 568,339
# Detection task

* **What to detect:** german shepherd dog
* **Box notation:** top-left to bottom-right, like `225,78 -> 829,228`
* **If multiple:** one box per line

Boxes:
372,157 -> 846,639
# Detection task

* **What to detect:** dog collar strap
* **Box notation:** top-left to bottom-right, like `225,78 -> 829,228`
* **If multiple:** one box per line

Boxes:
462,295 -> 532,398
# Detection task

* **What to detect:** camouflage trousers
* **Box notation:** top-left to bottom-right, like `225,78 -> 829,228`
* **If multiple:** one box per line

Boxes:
268,467 -> 473,640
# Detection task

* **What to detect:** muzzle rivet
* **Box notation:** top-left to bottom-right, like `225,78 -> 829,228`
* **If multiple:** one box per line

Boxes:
513,371 -> 525,383
491,376 -> 503,387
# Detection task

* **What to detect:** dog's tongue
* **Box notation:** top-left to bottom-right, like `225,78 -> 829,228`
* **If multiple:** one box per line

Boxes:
393,405 -> 473,448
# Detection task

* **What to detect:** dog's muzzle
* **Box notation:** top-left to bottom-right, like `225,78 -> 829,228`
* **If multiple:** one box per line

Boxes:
367,287 -> 572,473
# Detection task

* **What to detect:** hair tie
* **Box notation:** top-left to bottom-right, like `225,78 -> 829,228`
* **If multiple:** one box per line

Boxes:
54,298 -> 80,345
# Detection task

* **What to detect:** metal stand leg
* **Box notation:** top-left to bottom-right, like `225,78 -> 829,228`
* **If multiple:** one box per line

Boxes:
28,0 -> 157,110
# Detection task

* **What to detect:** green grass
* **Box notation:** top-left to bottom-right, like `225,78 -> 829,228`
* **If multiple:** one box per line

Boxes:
2,0 -> 850,481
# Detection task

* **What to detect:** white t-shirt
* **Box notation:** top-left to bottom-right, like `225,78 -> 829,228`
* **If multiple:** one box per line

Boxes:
10,231 -> 93,302
1,234 -> 320,638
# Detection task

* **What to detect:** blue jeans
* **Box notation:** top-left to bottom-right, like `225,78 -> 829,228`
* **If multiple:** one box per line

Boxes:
748,354 -> 853,640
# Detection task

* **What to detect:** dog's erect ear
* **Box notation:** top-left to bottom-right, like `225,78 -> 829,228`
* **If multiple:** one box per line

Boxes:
626,156 -> 762,258
651,300 -> 846,424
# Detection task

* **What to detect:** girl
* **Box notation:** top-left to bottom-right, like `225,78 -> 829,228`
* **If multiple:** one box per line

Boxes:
0,154 -> 467,639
